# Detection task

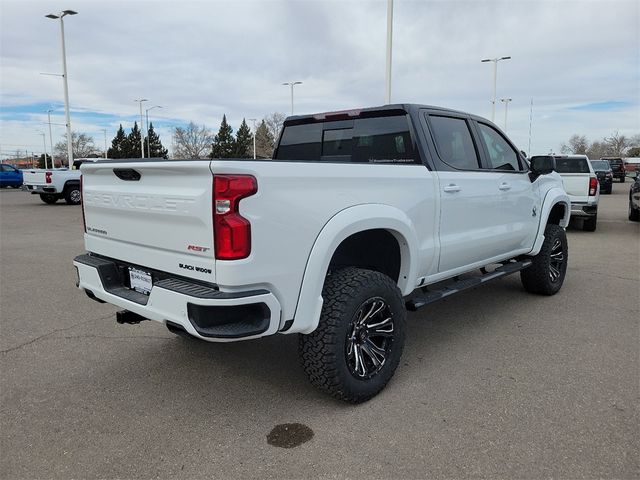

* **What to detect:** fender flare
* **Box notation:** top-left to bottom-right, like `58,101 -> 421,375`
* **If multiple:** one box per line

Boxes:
63,179 -> 80,191
530,187 -> 570,256
291,204 -> 419,334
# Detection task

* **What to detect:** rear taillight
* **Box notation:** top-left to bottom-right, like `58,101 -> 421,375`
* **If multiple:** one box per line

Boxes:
45,171 -> 52,184
589,177 -> 598,196
213,175 -> 257,260
80,175 -> 86,232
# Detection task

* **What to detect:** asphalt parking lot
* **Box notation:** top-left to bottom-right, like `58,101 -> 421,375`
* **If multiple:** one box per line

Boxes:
1,186 -> 638,479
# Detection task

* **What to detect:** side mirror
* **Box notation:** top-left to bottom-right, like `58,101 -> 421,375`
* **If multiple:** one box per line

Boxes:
530,155 -> 556,176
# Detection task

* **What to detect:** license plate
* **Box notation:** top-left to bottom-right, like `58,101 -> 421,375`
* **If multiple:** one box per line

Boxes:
129,268 -> 152,295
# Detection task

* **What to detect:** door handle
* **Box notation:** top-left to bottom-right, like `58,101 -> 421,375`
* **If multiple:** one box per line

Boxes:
499,182 -> 511,191
443,184 -> 461,193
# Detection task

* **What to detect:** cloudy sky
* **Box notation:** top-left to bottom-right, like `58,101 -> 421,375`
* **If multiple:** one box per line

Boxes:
1,0 -> 638,159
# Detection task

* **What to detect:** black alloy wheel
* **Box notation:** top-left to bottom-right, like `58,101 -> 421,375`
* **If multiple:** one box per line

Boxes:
345,297 -> 395,380
521,223 -> 568,295
548,237 -> 564,283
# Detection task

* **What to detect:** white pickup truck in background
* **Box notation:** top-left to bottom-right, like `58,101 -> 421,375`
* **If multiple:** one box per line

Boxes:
74,104 -> 571,402
554,154 -> 599,231
23,158 -> 99,205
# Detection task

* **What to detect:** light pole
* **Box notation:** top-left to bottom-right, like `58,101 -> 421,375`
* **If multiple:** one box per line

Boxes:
134,99 -> 148,158
500,98 -> 512,131
45,9 -> 77,167
46,109 -> 55,168
101,129 -> 108,159
145,105 -> 162,157
248,118 -> 257,159
282,81 -> 302,115
481,56 -> 511,122
37,131 -> 47,167
385,0 -> 394,104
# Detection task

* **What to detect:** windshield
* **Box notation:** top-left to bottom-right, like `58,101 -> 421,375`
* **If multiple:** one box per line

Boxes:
590,160 -> 610,171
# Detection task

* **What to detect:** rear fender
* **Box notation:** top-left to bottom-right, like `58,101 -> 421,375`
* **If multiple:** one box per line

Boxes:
290,204 -> 419,334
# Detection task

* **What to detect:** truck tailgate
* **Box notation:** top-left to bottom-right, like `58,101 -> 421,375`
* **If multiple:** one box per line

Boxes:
23,170 -> 47,185
81,161 -> 216,282
560,173 -> 590,198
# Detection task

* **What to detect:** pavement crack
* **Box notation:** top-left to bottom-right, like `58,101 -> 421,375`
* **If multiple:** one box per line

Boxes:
0,313 -> 114,355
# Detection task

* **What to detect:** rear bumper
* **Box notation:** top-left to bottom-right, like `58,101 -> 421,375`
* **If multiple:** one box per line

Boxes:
73,254 -> 281,342
25,185 -> 58,194
570,202 -> 598,217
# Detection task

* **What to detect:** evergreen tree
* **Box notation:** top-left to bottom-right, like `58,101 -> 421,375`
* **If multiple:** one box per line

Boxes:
124,122 -> 143,158
144,122 -> 169,158
107,124 -> 127,159
210,115 -> 236,158
37,154 -> 52,169
234,118 -> 253,158
254,120 -> 274,158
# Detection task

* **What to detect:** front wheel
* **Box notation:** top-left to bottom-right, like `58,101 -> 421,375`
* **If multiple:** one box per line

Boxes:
39,193 -> 58,204
299,267 -> 406,403
521,223 -> 568,295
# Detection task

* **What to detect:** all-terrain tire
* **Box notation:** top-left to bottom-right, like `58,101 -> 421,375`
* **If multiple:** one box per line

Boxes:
583,215 -> 597,232
64,185 -> 81,205
520,223 -> 568,295
39,193 -> 58,204
299,267 -> 406,403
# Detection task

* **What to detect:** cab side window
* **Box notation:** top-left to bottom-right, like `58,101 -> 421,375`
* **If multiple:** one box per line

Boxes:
429,115 -> 480,170
477,123 -> 521,171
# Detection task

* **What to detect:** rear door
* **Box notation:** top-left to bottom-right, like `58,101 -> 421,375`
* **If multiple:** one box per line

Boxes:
424,111 -> 508,273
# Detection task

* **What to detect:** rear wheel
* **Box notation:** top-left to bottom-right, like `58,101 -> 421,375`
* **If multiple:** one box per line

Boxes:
521,223 -> 568,295
39,193 -> 58,204
64,185 -> 81,205
583,215 -> 597,232
620,176 -> 625,183
299,267 -> 406,403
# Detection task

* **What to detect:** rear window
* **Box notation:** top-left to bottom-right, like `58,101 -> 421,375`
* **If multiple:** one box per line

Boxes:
590,160 -> 610,170
274,114 -> 417,163
555,157 -> 590,173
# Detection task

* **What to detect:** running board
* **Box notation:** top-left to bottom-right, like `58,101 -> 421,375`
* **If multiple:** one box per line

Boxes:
406,259 -> 532,311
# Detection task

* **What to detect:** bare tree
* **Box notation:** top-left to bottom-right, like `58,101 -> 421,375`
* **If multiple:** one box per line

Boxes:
560,134 -> 589,155
172,122 -> 214,159
54,132 -> 97,164
264,112 -> 286,144
586,141 -> 608,159
603,131 -> 629,157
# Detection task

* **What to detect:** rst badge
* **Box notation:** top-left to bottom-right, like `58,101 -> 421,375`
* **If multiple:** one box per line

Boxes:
187,245 -> 210,253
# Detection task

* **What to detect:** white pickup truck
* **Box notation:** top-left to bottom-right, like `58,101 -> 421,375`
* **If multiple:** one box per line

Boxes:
553,154 -> 599,231
23,158 -> 99,204
74,104 -> 571,402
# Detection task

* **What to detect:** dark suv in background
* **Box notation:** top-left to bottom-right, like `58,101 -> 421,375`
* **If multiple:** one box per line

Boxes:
603,157 -> 626,183
590,160 -> 613,194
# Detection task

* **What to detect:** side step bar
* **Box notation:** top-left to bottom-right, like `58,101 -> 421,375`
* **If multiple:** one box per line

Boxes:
406,259 -> 532,311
